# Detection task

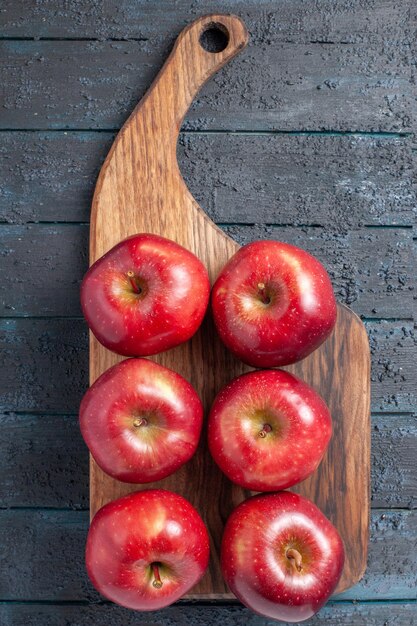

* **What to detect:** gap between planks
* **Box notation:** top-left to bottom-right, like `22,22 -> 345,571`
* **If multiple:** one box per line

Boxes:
0,128 -> 411,137
0,506 -> 414,512
0,222 -> 413,229
0,598 -> 416,606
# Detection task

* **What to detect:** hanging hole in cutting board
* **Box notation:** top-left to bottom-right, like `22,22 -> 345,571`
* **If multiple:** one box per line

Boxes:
200,23 -> 229,53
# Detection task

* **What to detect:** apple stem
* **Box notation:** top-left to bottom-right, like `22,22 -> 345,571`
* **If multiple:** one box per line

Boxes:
257,282 -> 271,305
259,423 -> 272,438
133,417 -> 148,428
151,563 -> 163,589
286,548 -> 303,572
127,271 -> 142,294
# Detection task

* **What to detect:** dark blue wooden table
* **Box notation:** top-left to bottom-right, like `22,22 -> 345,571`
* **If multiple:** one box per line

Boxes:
0,2 -> 416,624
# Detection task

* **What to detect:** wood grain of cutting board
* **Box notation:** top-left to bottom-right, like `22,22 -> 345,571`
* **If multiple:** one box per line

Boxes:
87,14 -> 370,598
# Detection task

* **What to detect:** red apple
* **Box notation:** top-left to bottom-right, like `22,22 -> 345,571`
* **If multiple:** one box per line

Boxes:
211,240 -> 337,367
79,358 -> 203,483
86,489 -> 210,610
221,491 -> 344,622
81,233 -> 210,356
208,369 -> 332,491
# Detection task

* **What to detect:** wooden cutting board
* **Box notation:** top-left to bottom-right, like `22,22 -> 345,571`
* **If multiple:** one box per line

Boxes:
88,14 -> 370,598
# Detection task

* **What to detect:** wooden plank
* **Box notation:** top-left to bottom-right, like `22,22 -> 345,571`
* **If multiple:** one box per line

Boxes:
0,414 -> 88,510
368,322 -> 417,412
0,319 -> 88,414
1,132 -> 415,227
0,509 -> 94,602
0,39 -> 413,132
1,0 -> 413,44
0,132 -> 114,224
0,224 -> 414,319
338,510 -> 417,601
1,601 -> 416,626
0,318 -> 414,413
0,413 -> 414,510
0,226 -> 87,317
371,414 -> 417,510
180,133 -> 417,228
0,509 -> 415,601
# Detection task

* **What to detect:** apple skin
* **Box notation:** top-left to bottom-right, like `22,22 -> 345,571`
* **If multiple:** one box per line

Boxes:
211,240 -> 337,368
208,369 -> 332,491
81,233 -> 210,357
79,358 -> 203,483
86,489 -> 210,610
221,491 -> 344,622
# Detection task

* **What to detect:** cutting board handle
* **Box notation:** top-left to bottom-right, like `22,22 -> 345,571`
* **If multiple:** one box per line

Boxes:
120,14 -> 248,154
163,14 -> 248,126
91,14 -> 249,241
